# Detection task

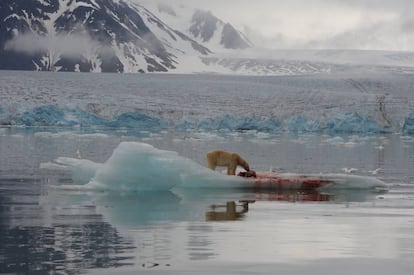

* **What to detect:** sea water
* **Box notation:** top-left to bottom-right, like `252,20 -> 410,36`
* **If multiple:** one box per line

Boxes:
1,70 -> 414,274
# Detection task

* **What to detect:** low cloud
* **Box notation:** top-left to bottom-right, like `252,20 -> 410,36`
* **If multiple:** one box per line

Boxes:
4,32 -> 102,58
142,0 -> 414,51
6,1 -> 414,52
399,8 -> 414,34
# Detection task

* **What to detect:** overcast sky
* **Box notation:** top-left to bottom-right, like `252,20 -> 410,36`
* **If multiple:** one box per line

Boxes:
146,0 -> 414,51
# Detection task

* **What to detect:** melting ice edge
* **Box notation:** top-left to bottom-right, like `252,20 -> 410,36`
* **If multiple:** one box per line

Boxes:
1,104 -> 414,135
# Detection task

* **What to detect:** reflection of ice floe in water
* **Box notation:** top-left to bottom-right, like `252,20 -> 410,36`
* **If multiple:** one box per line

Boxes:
51,186 -> 385,228
94,191 -> 184,225
206,200 -> 253,221
41,141 -> 388,192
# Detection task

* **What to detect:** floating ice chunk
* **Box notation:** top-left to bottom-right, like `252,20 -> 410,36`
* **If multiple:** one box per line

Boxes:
341,167 -> 358,174
88,142 -> 238,191
34,131 -> 109,139
369,168 -> 382,175
326,136 -> 345,144
325,135 -> 369,147
41,157 -> 103,185
41,141 -> 247,191
402,112 -> 414,135
317,173 -> 387,190
41,141 -> 387,191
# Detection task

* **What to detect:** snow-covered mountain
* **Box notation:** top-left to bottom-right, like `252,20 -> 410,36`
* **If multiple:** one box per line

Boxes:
1,0 -> 414,74
150,2 -> 252,52
0,0 -> 250,73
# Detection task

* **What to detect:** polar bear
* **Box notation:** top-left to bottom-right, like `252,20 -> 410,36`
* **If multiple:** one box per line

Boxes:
205,150 -> 250,175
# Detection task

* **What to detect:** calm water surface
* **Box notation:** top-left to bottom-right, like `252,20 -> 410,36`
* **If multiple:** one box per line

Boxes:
1,70 -> 414,274
1,129 -> 414,274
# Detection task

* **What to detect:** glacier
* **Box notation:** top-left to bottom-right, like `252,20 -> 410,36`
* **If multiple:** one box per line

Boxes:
1,69 -> 414,136
0,103 -> 409,135
402,112 -> 414,135
2,105 -> 166,129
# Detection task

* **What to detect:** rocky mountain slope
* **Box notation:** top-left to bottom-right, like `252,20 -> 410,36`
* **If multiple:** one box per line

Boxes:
0,0 -> 250,73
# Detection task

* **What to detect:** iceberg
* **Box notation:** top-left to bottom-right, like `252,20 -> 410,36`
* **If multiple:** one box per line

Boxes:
41,141 -> 387,192
43,141 -> 239,191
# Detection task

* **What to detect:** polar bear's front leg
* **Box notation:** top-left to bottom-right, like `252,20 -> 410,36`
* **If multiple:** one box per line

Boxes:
206,158 -> 217,170
227,164 -> 237,175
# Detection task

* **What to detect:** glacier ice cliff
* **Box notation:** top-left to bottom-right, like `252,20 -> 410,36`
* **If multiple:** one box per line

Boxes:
0,104 -> 407,135
402,112 -> 414,135
9,105 -> 166,129
1,70 -> 413,136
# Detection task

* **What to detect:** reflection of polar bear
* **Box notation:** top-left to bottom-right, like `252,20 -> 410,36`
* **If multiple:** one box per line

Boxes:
206,150 -> 250,175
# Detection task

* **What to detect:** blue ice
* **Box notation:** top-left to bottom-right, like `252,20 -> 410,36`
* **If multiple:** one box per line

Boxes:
1,104 -> 412,135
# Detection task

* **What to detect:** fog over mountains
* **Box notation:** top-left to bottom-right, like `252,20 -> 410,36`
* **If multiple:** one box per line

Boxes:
0,0 -> 252,73
1,0 -> 414,74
